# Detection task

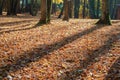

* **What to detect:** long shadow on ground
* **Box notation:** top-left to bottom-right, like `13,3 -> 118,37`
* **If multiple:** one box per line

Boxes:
0,24 -> 109,79
59,33 -> 120,80
0,20 -> 40,34
0,20 -> 36,27
104,57 -> 120,80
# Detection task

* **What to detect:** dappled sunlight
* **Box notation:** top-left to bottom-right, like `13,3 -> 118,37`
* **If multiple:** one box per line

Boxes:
0,17 -> 119,79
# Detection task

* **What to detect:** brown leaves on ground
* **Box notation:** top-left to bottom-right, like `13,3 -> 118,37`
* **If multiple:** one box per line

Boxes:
0,16 -> 120,80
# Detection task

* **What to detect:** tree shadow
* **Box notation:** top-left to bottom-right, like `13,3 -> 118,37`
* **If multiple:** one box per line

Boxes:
0,23 -> 31,30
0,14 -> 38,19
0,20 -> 41,34
0,24 -> 107,79
0,20 -> 35,27
0,26 -> 36,34
104,57 -> 120,80
112,20 -> 120,24
59,32 -> 120,80
0,19 -> 61,34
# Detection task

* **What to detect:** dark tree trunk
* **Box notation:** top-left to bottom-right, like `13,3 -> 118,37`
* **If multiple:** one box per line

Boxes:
109,0 -> 113,18
82,0 -> 86,18
112,0 -> 117,19
96,0 -> 100,18
30,0 -> 39,16
7,0 -> 19,15
74,0 -> 80,18
47,0 -> 52,23
89,0 -> 96,18
25,0 -> 29,12
0,0 -> 4,15
69,0 -> 74,18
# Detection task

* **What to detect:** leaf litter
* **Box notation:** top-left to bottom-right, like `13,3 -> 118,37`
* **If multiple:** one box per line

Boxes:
0,16 -> 120,80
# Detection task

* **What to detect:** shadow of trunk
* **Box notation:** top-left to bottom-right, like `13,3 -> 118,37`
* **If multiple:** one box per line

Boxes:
59,32 -> 120,80
104,57 -> 120,80
0,24 -> 107,79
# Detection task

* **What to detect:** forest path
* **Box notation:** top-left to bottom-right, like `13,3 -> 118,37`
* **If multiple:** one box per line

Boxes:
0,17 -> 120,80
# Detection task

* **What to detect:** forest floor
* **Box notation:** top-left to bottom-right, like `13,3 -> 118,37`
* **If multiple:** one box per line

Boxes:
0,15 -> 120,80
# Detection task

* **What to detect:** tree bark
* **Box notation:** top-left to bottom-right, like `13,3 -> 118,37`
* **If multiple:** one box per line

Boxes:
89,0 -> 96,18
39,0 -> 52,24
39,0 -> 47,24
63,0 -> 69,21
7,0 -> 19,15
74,0 -> 80,18
0,0 -> 4,15
96,0 -> 111,25
82,0 -> 86,18
47,0 -> 52,23
96,0 -> 100,18
69,0 -> 74,18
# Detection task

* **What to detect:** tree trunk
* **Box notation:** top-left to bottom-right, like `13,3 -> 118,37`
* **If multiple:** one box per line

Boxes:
109,0 -> 113,18
89,0 -> 96,18
7,0 -> 11,15
39,0 -> 52,24
25,0 -> 28,12
47,0 -> 52,23
96,0 -> 100,18
112,0 -> 117,19
0,0 -> 4,15
96,0 -> 111,25
7,0 -> 19,15
63,0 -> 69,21
82,0 -> 86,18
74,0 -> 80,18
69,0 -> 74,18
39,0 -> 47,24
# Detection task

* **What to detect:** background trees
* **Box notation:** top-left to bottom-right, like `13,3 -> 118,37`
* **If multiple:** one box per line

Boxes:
7,0 -> 20,15
0,0 -> 120,25
0,0 -> 4,15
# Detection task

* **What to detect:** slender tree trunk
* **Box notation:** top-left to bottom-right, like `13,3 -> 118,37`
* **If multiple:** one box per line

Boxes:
39,0 -> 47,24
82,0 -> 86,18
7,0 -> 11,15
25,0 -> 28,12
39,0 -> 52,24
7,0 -> 19,15
109,0 -> 113,18
96,0 -> 111,25
0,0 -> 4,15
47,0 -> 52,23
74,0 -> 80,18
96,0 -> 100,18
112,0 -> 117,19
89,0 -> 96,18
69,0 -> 74,18
63,0 -> 69,21
13,0 -> 19,15
21,0 -> 24,12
